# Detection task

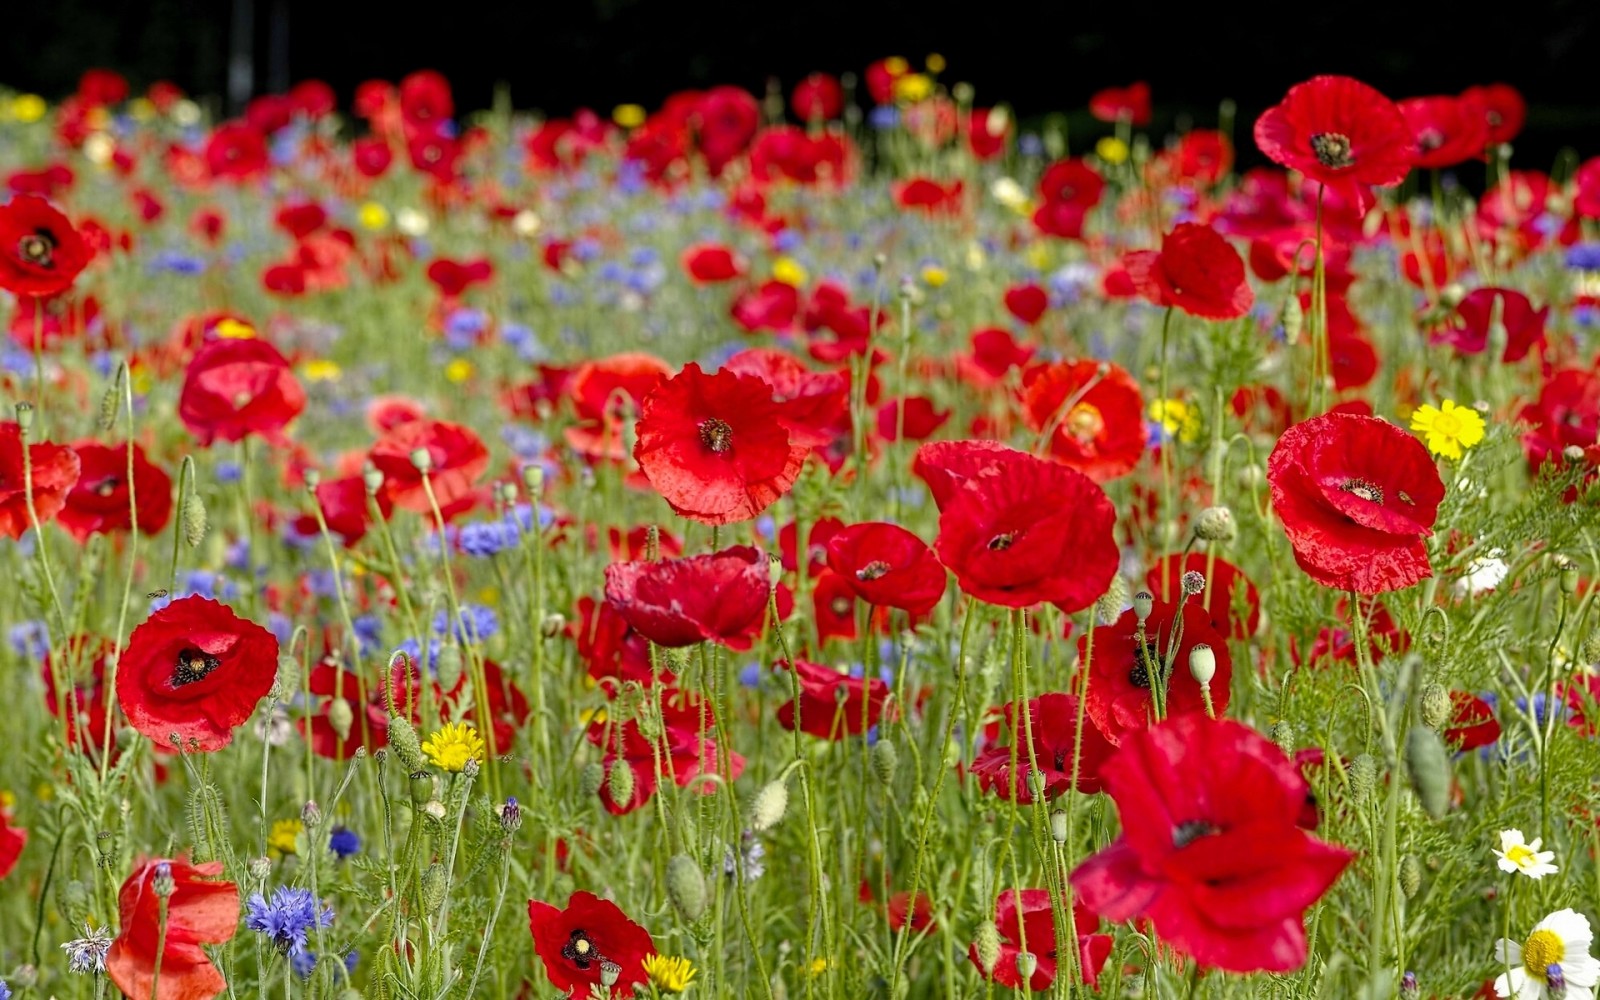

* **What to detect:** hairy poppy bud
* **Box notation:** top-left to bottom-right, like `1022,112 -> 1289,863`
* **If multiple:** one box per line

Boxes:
387,717 -> 426,773
666,854 -> 708,922
1399,854 -> 1421,899
871,738 -> 898,786
435,642 -> 463,692
1418,683 -> 1451,730
750,778 -> 789,832
580,761 -> 606,799
98,380 -> 120,432
1269,720 -> 1295,755
181,493 -> 208,547
607,760 -> 636,808
1280,294 -> 1303,345
1194,505 -> 1236,542
420,863 -> 447,914
1348,753 -> 1378,803
1095,574 -> 1128,626
1405,725 -> 1452,820
272,654 -> 300,701
973,921 -> 1002,975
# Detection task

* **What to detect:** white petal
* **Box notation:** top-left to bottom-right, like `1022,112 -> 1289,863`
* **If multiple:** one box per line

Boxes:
1497,939 -> 1524,966
1569,985 -> 1595,1000
1493,969 -> 1522,999
1564,954 -> 1600,987
1517,974 -> 1543,1000
1498,858 -> 1520,874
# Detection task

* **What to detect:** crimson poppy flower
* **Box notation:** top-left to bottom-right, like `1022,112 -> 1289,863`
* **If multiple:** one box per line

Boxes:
811,569 -> 861,642
1254,76 -> 1414,210
107,856 -> 239,1000
881,889 -> 935,933
1293,748 -> 1327,830
604,545 -> 770,650
1080,597 -> 1233,744
588,690 -> 742,814
964,327 -> 1033,384
731,279 -> 801,334
875,396 -> 949,442
529,891 -> 654,996
681,243 -> 745,283
0,194 -> 92,297
563,352 -> 673,460
1123,222 -> 1254,320
968,889 -> 1112,991
400,69 -> 453,125
57,440 -> 173,542
696,86 -> 761,175
1169,130 -> 1233,186
78,68 -> 129,106
1431,287 -> 1546,362
0,422 -> 79,539
1032,159 -> 1105,240
1019,360 -> 1147,482
633,363 -> 808,526
0,802 -> 23,878
573,595 -> 664,691
776,658 -> 892,739
1070,715 -> 1354,973
1461,83 -> 1525,146
367,418 -> 490,516
1089,82 -> 1151,126
303,474 -> 392,546
1267,412 -> 1445,594
117,596 -> 279,752
792,72 -> 844,121
894,177 -> 964,214
296,661 -> 389,760
426,256 -> 493,297
1145,553 -> 1261,639
824,521 -> 946,616
1519,369 -> 1600,476
722,348 -> 848,452
971,692 -> 1115,800
1399,94 -> 1489,169
1004,283 -> 1049,325
205,121 -> 269,180
1445,691 -> 1501,751
178,337 -> 306,446
968,108 -> 1012,160
924,444 -> 1119,612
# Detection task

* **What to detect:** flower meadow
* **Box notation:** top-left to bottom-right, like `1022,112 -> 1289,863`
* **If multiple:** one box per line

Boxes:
0,58 -> 1599,1000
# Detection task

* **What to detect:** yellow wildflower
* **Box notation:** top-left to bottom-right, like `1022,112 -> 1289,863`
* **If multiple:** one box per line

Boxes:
302,359 -> 342,383
613,103 -> 646,129
644,954 -> 698,994
214,318 -> 257,339
1409,399 -> 1485,460
1148,399 -> 1201,445
11,94 -> 48,123
269,818 -> 303,856
445,359 -> 474,383
772,256 -> 808,287
920,265 -> 949,288
925,53 -> 946,74
893,73 -> 934,103
1096,136 -> 1130,165
422,722 -> 485,773
358,202 -> 390,231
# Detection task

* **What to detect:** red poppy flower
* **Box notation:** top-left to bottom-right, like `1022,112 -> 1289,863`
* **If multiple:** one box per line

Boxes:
79,68 -> 129,106
1461,83 -> 1525,146
894,177 -> 964,214
0,802 -> 22,878
633,363 -> 808,526
1004,283 -> 1049,325
529,891 -> 654,996
0,422 -> 79,539
117,596 -> 279,752
875,396 -> 949,442
178,337 -> 306,446
107,856 -> 239,1000
730,279 -> 801,334
811,569 -> 860,642
776,658 -> 892,739
400,69 -> 454,125
1019,360 -> 1147,482
1445,691 -> 1501,751
604,545 -> 770,650
573,595 -> 663,692
824,521 -> 946,616
1431,287 -> 1546,362
57,440 -> 173,542
0,194 -> 92,297
964,327 -> 1033,384
1170,130 -> 1233,186
971,692 -> 1115,800
426,256 -> 493,297
205,122 -> 269,180
1080,598 -> 1233,744
304,474 -> 392,546
1562,676 -> 1600,737
1089,82 -> 1151,126
1123,222 -> 1254,320
1032,159 -> 1106,239
1254,76 -> 1414,210
1519,369 -> 1600,476
1267,412 -> 1445,594
882,889 -> 935,933
696,86 -> 761,175
297,661 -> 390,760
968,889 -> 1112,992
1069,715 -> 1354,973
1399,94 -> 1489,169
722,348 -> 848,452
1145,553 -> 1261,640
563,352 -> 673,460
967,107 -> 1012,160
792,72 -> 844,121
43,637 -> 114,752
681,243 -> 745,283
588,690 -> 742,814
368,418 -> 490,516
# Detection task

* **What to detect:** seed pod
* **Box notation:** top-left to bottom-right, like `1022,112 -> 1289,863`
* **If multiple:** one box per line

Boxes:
607,759 -> 636,808
973,921 -> 1002,975
1050,809 -> 1068,844
750,778 -> 789,832
1348,753 -> 1378,804
435,643 -> 463,692
327,697 -> 354,741
665,854 -> 708,922
1405,725 -> 1452,820
871,737 -> 898,786
408,447 -> 433,473
1418,683 -> 1451,731
1399,854 -> 1421,899
1015,950 -> 1038,980
1132,591 -> 1154,624
1189,644 -> 1216,687
181,493 -> 208,548
580,761 -> 606,799
420,863 -> 447,914
387,717 -> 427,773
1194,506 -> 1236,542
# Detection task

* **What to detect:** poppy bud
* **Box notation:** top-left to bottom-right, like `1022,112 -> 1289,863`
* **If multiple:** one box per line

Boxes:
408,771 -> 435,805
1050,809 -> 1068,844
1269,720 -> 1295,755
1399,854 -> 1421,899
1404,725 -> 1451,819
1560,561 -> 1580,597
116,725 -> 139,751
768,555 -> 784,591
750,778 -> 789,832
57,879 -> 91,926
496,481 -> 517,505
327,697 -> 354,741
181,493 -> 207,547
302,799 -> 322,830
362,463 -> 384,495
1189,643 -> 1216,687
1280,295 -> 1303,346
408,447 -> 433,473
1348,753 -> 1378,804
1132,590 -> 1153,624
870,738 -> 898,786
272,654 -> 300,701
973,921 -> 1002,975
580,761 -> 606,798
666,854 -> 708,922
388,717 -> 427,773
607,759 -> 636,807
1095,574 -> 1128,626
1194,505 -> 1236,542
1015,950 -> 1037,980
435,642 -> 463,691
1418,683 -> 1451,730
420,862 -> 447,914
14,402 -> 34,432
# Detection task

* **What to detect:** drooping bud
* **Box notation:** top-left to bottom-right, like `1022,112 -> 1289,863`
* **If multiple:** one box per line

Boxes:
1188,644 -> 1216,687
181,493 -> 208,548
580,761 -> 606,799
272,654 -> 300,701
870,738 -> 898,786
387,717 -> 427,773
666,854 -> 708,922
750,778 -> 790,832
606,759 -> 636,808
1280,294 -> 1303,345
1404,725 -> 1452,820
327,697 -> 354,742
301,799 -> 322,830
1269,720 -> 1295,755
1348,753 -> 1378,804
973,921 -> 1002,975
1193,506 -> 1236,542
1398,854 -> 1421,899
1095,574 -> 1128,626
434,642 -> 463,691
420,863 -> 447,914
1418,683 -> 1451,730
98,379 -> 121,432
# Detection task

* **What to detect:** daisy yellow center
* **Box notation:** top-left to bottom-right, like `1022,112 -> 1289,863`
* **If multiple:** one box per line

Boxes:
1504,843 -> 1537,867
1523,928 -> 1564,978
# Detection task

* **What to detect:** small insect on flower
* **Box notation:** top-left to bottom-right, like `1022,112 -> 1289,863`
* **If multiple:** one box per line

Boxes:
1493,829 -> 1559,880
421,721 -> 486,773
644,954 -> 698,994
1408,399 -> 1486,460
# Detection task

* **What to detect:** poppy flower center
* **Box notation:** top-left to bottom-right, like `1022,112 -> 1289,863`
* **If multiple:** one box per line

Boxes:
1417,128 -> 1445,153
1066,403 -> 1104,443
94,476 -> 120,497
987,532 -> 1017,551
1523,928 -> 1565,978
1309,132 -> 1354,169
830,596 -> 851,616
1172,819 -> 1221,848
1128,639 -> 1166,689
19,231 -> 56,267
1339,478 -> 1384,504
172,647 -> 222,687
855,560 -> 891,581
698,417 -> 734,453
561,928 -> 604,970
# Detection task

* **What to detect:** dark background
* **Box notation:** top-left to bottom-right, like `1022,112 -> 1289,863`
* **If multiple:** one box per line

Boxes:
5,0 -> 1598,169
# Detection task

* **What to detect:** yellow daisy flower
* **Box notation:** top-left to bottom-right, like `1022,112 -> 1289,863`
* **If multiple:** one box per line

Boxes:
1408,399 -> 1485,460
422,722 -> 486,773
644,954 -> 697,994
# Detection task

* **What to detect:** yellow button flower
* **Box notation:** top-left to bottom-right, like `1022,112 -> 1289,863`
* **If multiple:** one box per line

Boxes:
644,954 -> 698,994
772,257 -> 808,287
893,73 -> 934,103
358,202 -> 390,231
613,103 -> 646,128
920,265 -> 949,288
422,722 -> 486,773
11,94 -> 48,123
214,318 -> 257,339
302,359 -> 342,383
1408,399 -> 1485,460
445,359 -> 474,383
1096,136 -> 1130,165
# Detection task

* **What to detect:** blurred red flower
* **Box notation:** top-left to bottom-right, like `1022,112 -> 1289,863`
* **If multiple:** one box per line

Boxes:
368,418 -> 490,516
107,856 -> 238,1000
178,337 -> 306,446
603,545 -> 770,650
775,658 -> 892,739
1431,287 -> 1547,362
1089,81 -> 1151,126
58,440 -> 173,542
1460,83 -> 1526,146
1081,597 -> 1233,744
1019,360 -> 1147,482
792,72 -> 844,121
1399,94 -> 1489,169
0,421 -> 80,539
968,889 -> 1112,991
1123,222 -> 1254,319
0,194 -> 92,297
825,521 -> 946,616
972,692 -> 1115,799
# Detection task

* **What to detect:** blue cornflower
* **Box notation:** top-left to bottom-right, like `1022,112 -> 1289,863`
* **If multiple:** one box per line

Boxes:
245,886 -> 334,957
434,603 -> 498,644
458,520 -> 517,558
327,825 -> 361,860
8,620 -> 49,659
0,977 -> 10,999
148,250 -> 206,275
444,308 -> 488,349
868,105 -> 900,130
1568,244 -> 1600,271
215,461 -> 243,483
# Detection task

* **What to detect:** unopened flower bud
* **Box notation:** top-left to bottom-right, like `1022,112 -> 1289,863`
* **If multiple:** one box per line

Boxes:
153,862 -> 175,898
408,447 -> 434,473
1281,295 -> 1303,345
1015,950 -> 1038,980
1400,971 -> 1419,998
607,759 -> 636,807
1189,643 -> 1216,687
248,856 -> 273,882
750,778 -> 789,832
500,797 -> 522,833
1180,570 -> 1206,597
387,717 -> 427,773
973,921 -> 1002,975
1269,720 -> 1295,755
98,381 -> 120,431
272,654 -> 300,700
1418,683 -> 1451,730
422,799 -> 448,823
1399,854 -> 1421,899
541,612 -> 567,638
408,770 -> 434,805
1439,283 -> 1467,308
1132,590 -> 1153,624
1050,809 -> 1068,844
870,738 -> 898,786
327,697 -> 354,741
666,854 -> 708,922
1404,725 -> 1452,820
580,761 -> 606,798
1194,505 -> 1236,542
181,494 -> 208,547
1095,574 -> 1128,626
302,468 -> 321,491
1348,753 -> 1378,804
1560,562 -> 1580,597
301,799 -> 322,830
420,862 -> 447,914
435,642 -> 463,691
768,555 -> 784,590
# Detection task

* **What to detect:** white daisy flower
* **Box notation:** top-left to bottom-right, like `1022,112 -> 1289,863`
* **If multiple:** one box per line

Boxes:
1494,908 -> 1599,999
1494,828 -> 1559,880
